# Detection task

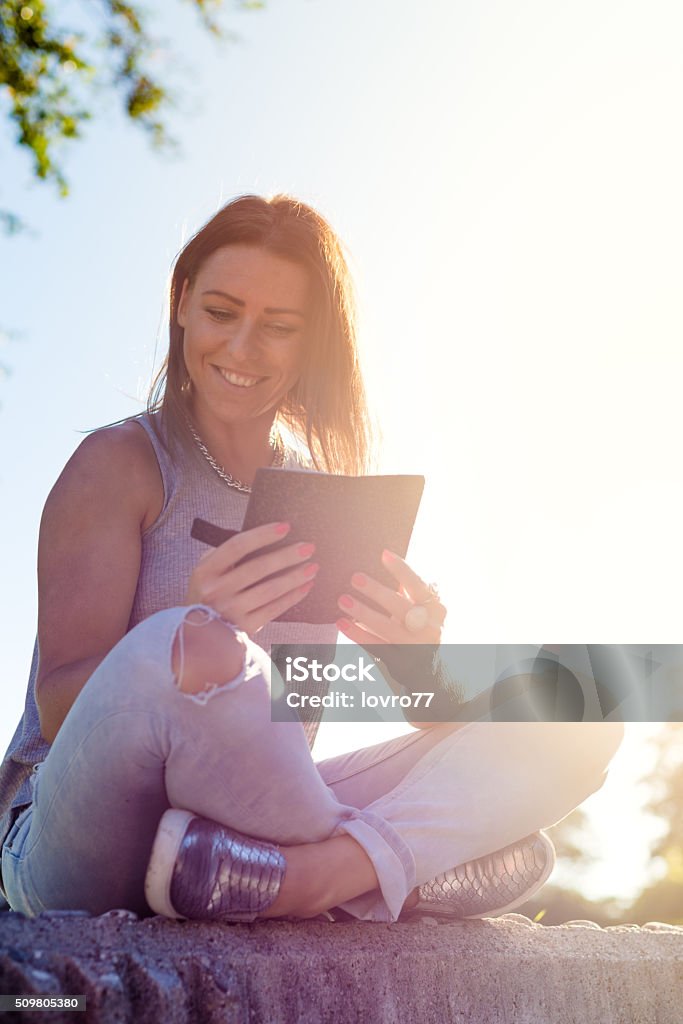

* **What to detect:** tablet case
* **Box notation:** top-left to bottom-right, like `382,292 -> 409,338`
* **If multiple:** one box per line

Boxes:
191,468 -> 425,623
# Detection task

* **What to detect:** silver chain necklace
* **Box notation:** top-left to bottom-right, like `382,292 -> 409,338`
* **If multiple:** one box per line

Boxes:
186,419 -> 286,494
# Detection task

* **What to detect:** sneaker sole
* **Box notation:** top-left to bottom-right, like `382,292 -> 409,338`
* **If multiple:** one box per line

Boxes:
144,808 -> 195,919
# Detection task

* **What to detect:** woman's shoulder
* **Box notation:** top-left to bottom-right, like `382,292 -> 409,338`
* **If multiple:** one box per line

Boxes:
46,417 -> 164,532
74,418 -> 161,481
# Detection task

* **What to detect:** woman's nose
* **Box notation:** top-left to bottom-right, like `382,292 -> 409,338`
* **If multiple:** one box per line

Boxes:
225,318 -> 259,358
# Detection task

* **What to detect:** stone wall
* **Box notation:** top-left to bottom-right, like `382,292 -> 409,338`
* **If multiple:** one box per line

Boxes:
1,911 -> 682,1023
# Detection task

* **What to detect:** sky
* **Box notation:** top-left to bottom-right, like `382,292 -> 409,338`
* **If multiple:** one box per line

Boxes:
1,0 -> 682,903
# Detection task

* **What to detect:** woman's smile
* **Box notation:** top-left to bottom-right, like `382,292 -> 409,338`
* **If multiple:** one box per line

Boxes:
212,365 -> 266,389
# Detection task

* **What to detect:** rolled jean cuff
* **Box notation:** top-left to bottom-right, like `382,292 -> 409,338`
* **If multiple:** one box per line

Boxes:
331,808 -> 417,922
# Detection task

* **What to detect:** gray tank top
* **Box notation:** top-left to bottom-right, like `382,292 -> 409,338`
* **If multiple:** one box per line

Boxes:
0,412 -> 337,844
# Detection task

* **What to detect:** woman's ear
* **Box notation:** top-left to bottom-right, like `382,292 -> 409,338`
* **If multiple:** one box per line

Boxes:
177,278 -> 190,328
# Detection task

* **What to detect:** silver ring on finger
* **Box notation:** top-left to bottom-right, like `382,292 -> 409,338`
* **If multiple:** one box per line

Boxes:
403,583 -> 443,633
404,604 -> 430,633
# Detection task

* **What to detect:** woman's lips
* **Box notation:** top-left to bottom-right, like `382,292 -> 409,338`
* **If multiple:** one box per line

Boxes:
213,365 -> 265,389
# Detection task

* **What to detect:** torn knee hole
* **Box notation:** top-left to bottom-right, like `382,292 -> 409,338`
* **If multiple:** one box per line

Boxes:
172,610 -> 246,696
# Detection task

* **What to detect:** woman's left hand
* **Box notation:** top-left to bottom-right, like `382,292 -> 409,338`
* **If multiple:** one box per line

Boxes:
336,549 -> 447,647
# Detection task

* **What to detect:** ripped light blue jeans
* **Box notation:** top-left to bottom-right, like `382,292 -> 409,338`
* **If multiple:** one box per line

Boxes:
2,606 -> 624,921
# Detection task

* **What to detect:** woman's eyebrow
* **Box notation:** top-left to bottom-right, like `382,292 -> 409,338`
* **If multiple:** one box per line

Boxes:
202,289 -> 245,306
201,289 -> 305,317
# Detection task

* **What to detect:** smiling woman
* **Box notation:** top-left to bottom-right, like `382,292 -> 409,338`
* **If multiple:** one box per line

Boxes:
0,193 -> 623,925
177,246 -> 311,485
150,194 -> 373,481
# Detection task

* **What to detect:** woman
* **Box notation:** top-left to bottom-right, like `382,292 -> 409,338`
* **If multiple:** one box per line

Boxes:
0,195 -> 622,922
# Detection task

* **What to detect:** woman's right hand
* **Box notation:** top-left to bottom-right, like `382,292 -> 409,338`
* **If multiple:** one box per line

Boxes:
184,521 -> 319,633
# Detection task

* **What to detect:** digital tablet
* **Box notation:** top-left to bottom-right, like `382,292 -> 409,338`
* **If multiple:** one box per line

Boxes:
191,468 -> 425,622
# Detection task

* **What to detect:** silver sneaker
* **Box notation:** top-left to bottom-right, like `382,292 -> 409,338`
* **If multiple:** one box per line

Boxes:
403,831 -> 555,920
145,809 -> 286,923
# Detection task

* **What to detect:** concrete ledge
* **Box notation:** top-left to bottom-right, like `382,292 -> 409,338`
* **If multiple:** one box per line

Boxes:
1,911 -> 682,1023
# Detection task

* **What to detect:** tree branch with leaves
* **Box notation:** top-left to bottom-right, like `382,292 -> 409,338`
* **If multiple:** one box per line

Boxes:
0,0 -> 262,203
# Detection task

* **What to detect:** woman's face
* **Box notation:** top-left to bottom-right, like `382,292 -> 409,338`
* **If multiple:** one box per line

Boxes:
178,244 -> 311,427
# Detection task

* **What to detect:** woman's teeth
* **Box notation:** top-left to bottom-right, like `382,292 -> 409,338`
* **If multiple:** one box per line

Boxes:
217,367 -> 262,388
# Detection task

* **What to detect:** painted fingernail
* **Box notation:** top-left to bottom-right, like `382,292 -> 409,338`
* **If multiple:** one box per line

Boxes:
382,549 -> 397,563
303,562 -> 320,577
299,580 -> 315,594
337,618 -> 353,630
338,594 -> 355,610
297,542 -> 316,558
351,573 -> 367,588
274,522 -> 291,536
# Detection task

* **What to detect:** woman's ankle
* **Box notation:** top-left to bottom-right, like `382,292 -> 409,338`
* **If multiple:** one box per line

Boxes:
259,835 -> 379,919
258,844 -> 326,918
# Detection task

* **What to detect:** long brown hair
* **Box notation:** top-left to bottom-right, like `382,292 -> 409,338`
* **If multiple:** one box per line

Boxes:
148,194 -> 377,475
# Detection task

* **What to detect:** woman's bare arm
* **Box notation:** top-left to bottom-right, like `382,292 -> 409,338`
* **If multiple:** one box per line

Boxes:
34,421 -> 163,743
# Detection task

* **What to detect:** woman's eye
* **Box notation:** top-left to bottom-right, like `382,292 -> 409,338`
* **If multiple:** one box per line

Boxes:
266,323 -> 297,337
207,308 -> 237,322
